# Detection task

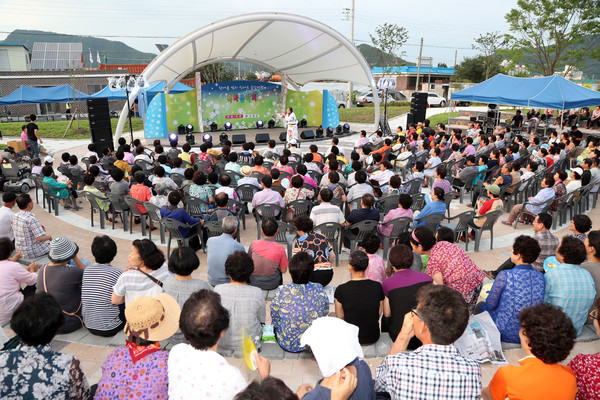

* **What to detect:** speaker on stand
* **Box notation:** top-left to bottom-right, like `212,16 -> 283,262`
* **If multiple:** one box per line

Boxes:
87,97 -> 114,156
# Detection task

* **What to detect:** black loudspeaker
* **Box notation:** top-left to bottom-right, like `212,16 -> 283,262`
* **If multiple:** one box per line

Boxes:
255,133 -> 270,143
87,98 -> 113,155
470,116 -> 477,122
410,93 -> 428,124
232,134 -> 246,145
300,130 -> 315,140
279,131 -> 287,142
406,113 -> 414,130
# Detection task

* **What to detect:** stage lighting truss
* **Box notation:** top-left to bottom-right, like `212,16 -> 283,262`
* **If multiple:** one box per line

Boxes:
224,121 -> 233,131
256,120 -> 264,129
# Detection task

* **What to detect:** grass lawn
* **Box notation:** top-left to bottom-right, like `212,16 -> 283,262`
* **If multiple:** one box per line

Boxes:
0,118 -> 144,139
427,112 -> 459,127
339,106 -> 411,124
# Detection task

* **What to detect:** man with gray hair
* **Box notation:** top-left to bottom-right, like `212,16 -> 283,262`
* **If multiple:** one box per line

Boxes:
206,215 -> 244,287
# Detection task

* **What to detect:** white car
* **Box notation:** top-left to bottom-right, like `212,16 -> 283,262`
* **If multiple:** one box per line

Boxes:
411,92 -> 447,107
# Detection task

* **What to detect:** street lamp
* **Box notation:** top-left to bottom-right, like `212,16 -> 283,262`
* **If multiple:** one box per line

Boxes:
377,76 -> 396,136
107,74 -> 148,144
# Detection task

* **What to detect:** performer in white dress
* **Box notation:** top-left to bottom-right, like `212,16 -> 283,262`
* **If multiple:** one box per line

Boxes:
284,107 -> 298,146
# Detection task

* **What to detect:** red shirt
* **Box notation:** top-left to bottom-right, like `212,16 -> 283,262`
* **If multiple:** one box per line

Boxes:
130,184 -> 151,213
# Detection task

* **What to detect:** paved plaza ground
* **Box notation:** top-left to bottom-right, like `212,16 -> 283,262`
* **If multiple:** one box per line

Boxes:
1,111 -> 599,391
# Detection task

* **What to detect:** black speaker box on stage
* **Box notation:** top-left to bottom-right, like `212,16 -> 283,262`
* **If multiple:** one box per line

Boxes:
300,130 -> 315,140
255,133 -> 270,143
86,98 -> 113,155
279,132 -> 287,142
232,134 -> 246,145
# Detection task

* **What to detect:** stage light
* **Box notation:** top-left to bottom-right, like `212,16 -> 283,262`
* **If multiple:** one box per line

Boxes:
336,125 -> 342,134
116,76 -> 127,90
219,132 -> 228,144
224,121 -> 232,131
186,124 -> 194,134
178,124 -> 185,135
210,122 -> 218,132
107,77 -> 118,90
316,126 -> 324,137
186,133 -> 195,145
203,133 -> 212,143
300,119 -> 307,128
169,133 -> 178,147
268,119 -> 276,129
255,120 -> 264,129
343,123 -> 350,133
326,126 -> 334,137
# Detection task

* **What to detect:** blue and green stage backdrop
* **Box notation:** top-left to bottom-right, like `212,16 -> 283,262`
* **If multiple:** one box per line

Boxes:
145,80 -> 339,139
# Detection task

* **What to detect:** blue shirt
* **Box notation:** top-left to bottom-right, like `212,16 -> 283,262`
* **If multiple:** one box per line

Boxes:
544,260 -> 596,335
303,358 -> 375,400
480,264 -> 545,343
414,201 -> 446,228
524,187 -> 555,214
160,206 -> 200,237
206,234 -> 245,286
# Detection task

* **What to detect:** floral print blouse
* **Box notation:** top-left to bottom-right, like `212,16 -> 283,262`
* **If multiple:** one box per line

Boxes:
270,282 -> 329,352
365,253 -> 387,284
569,352 -> 600,400
378,208 -> 413,237
188,184 -> 214,213
0,343 -> 90,400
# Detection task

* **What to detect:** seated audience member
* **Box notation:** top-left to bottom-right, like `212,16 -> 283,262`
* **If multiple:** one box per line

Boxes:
382,244 -> 433,346
375,285 -> 481,399
248,218 -> 288,290
284,175 -> 315,204
163,246 -> 210,344
0,237 -> 38,323
12,193 -> 52,259
36,237 -> 86,333
544,235 -> 595,335
466,184 -> 503,238
82,173 -> 109,212
234,377 -> 320,400
296,164 -> 318,189
42,164 -> 74,208
171,157 -> 186,175
149,182 -> 169,208
300,317 -> 374,399
293,216 -> 334,287
271,252 -> 329,352
370,160 -> 395,189
130,171 -> 152,215
225,152 -> 242,173
321,170 -> 347,202
347,170 -> 373,206
95,293 -> 180,399
217,173 -> 240,200
568,297 -> 600,399
335,250 -> 384,345
275,155 -> 294,175
206,216 -> 245,287
483,304 -> 577,400
82,235 -> 124,337
238,165 -> 261,188
345,193 -> 379,229
207,192 -> 234,223
502,176 -> 555,225
113,150 -> 131,180
152,166 -> 178,191
414,187 -> 446,229
251,176 -> 285,214
582,230 -> 600,300
410,226 -> 485,313
252,154 -> 270,175
112,239 -> 169,305
0,293 -> 91,399
31,157 -> 42,175
215,251 -> 266,352
188,170 -> 215,213
108,167 -> 130,210
479,235 -> 545,343
378,194 -> 413,238
569,214 -> 592,242
160,191 -> 202,250
169,290 -> 271,398
430,165 -> 452,194
309,188 -> 345,226
362,235 -> 386,284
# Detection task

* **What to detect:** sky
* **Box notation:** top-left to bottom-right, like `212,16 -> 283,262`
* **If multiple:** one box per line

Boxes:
0,0 -> 519,67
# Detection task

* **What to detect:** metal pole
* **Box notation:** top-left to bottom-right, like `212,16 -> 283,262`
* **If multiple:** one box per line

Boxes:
346,0 -> 355,108
125,77 -> 134,144
416,37 -> 423,92
427,58 -> 432,89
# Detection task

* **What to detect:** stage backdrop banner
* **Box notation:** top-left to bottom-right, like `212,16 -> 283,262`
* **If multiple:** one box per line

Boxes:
322,89 -> 340,130
165,90 -> 199,133
144,92 -> 168,138
285,89 -> 323,127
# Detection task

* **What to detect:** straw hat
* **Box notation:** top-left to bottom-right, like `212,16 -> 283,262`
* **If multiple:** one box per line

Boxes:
48,237 -> 79,263
241,165 -> 252,176
124,293 -> 181,343
486,184 -> 501,195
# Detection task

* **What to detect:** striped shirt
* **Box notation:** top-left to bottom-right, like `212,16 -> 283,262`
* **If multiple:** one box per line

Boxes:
82,263 -> 123,331
113,265 -> 171,305
309,203 -> 345,227
12,211 -> 49,259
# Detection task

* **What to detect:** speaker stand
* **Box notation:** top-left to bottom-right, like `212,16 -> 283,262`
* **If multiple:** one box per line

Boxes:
379,114 -> 392,137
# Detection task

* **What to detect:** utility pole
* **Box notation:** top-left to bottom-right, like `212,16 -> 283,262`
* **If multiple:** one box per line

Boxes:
346,0 -> 355,108
454,50 -> 457,68
415,37 -> 423,92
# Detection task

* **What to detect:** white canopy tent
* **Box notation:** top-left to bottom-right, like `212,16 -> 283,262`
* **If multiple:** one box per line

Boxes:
115,12 -> 379,139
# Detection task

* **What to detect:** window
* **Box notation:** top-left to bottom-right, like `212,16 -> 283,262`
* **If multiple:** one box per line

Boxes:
87,84 -> 104,94
0,49 -> 10,71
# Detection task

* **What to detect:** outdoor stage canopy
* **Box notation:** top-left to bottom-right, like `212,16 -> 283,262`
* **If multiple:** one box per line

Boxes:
115,12 -> 378,139
90,81 -> 193,100
0,84 -> 89,106
451,73 -> 600,110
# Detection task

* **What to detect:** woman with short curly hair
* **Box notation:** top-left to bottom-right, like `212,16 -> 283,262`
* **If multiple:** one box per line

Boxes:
483,303 -> 577,400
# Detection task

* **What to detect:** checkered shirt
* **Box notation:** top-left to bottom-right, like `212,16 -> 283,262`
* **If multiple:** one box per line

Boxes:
11,211 -> 50,259
375,344 -> 482,399
532,230 -> 559,271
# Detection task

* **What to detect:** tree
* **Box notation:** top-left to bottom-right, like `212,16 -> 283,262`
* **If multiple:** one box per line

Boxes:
188,63 -> 235,83
504,0 -> 600,76
455,55 -> 503,83
245,72 -> 259,81
437,63 -> 448,68
472,31 -> 504,80
369,23 -> 409,75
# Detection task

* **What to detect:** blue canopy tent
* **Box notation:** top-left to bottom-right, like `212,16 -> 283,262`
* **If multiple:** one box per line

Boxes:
0,84 -> 89,106
89,81 -> 193,100
451,74 -> 600,110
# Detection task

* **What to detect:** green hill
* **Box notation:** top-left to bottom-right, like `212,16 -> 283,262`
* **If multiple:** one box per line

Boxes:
1,29 -> 156,66
356,43 -> 415,68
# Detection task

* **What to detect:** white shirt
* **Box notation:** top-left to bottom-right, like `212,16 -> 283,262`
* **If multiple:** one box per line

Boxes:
370,169 -> 395,186
0,206 -> 15,241
168,344 -> 247,400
